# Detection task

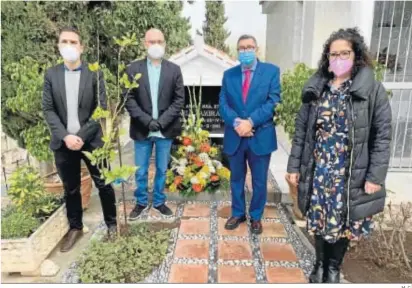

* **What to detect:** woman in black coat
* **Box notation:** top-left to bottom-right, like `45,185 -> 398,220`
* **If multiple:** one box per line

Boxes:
286,28 -> 392,283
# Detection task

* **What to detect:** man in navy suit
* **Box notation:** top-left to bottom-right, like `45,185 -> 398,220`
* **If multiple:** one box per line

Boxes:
219,35 -> 280,234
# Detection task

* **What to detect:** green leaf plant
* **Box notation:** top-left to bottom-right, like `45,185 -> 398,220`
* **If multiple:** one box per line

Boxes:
84,33 -> 141,233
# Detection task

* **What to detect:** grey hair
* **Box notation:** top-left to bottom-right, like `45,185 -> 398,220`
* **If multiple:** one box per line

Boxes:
237,34 -> 257,46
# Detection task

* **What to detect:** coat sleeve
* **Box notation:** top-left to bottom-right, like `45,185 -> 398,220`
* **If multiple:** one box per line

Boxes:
124,65 -> 153,127
157,65 -> 185,129
42,69 -> 69,141
366,83 -> 392,185
219,71 -> 239,125
287,102 -> 310,173
249,66 -> 281,127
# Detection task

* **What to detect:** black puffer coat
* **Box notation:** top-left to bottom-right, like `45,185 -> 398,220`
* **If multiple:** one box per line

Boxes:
287,67 -> 392,223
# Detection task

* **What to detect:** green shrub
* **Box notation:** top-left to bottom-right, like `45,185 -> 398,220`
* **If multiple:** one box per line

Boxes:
276,63 -> 316,140
8,165 -> 60,216
1,207 -> 40,239
78,224 -> 170,283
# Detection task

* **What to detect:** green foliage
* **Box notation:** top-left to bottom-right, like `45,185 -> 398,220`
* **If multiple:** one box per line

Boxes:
202,1 -> 230,53
7,166 -> 59,216
77,224 -> 170,283
1,1 -> 191,146
276,63 -> 316,140
1,207 -> 41,239
83,35 -> 140,186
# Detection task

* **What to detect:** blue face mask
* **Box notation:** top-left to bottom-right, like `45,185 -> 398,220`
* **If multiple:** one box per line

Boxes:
238,51 -> 256,66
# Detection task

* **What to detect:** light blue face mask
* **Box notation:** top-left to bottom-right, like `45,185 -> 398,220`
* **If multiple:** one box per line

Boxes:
238,51 -> 256,66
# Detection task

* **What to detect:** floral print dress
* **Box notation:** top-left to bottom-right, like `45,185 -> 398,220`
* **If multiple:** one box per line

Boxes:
307,80 -> 373,244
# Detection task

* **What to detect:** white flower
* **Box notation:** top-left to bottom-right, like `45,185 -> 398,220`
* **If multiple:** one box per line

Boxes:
179,158 -> 188,166
185,145 -> 195,153
176,166 -> 186,176
190,176 -> 199,184
199,172 -> 208,179
198,152 -> 209,162
213,160 -> 223,170
208,165 -> 216,174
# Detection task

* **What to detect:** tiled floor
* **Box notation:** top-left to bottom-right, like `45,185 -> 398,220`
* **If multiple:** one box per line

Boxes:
117,200 -> 309,284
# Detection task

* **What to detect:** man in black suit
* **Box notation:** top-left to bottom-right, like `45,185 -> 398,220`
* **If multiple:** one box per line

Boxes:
42,27 -> 117,252
124,28 -> 185,219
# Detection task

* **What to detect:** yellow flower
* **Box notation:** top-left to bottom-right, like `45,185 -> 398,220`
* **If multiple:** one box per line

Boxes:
217,167 -> 230,179
209,147 -> 218,157
169,183 -> 177,193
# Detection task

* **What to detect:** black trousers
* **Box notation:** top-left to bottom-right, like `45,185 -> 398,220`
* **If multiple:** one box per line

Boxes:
54,144 -> 117,230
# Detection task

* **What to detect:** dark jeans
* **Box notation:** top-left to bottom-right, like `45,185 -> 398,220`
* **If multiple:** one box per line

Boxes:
54,144 -> 117,230
134,137 -> 173,207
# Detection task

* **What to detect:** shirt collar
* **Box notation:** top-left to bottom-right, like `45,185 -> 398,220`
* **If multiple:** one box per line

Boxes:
241,59 -> 258,72
64,62 -> 82,72
147,58 -> 162,68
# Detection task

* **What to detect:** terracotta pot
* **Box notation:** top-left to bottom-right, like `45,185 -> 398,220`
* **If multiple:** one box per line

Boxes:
44,168 -> 92,210
285,175 -> 304,220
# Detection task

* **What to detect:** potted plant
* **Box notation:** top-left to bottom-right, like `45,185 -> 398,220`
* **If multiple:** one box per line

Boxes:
3,57 -> 120,209
166,82 -> 230,198
1,165 -> 68,274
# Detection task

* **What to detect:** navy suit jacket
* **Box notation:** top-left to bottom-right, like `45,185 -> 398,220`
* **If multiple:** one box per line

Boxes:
219,61 -> 281,156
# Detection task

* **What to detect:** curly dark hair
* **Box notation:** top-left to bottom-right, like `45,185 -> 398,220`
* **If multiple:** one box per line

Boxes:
318,27 -> 373,79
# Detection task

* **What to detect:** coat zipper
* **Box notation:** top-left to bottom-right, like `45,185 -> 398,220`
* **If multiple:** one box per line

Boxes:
347,97 -> 355,226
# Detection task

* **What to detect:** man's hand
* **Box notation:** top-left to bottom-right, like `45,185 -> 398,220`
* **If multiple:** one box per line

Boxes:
148,120 -> 161,132
286,173 -> 300,187
365,181 -> 381,194
235,119 -> 253,137
64,135 -> 84,151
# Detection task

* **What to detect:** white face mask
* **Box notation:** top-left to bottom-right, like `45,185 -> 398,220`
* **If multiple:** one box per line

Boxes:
59,45 -> 80,63
147,44 -> 165,60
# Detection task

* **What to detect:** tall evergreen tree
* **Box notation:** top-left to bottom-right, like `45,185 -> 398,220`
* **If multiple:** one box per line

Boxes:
202,1 -> 230,53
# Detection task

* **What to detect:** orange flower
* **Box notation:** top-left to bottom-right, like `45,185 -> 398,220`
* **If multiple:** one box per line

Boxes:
210,174 -> 220,182
194,158 -> 204,167
200,143 -> 211,153
182,137 -> 192,146
174,176 -> 183,186
192,184 -> 203,193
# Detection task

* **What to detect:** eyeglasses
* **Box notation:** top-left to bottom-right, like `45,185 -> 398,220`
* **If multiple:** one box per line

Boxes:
147,40 -> 165,45
238,46 -> 256,53
328,50 -> 352,61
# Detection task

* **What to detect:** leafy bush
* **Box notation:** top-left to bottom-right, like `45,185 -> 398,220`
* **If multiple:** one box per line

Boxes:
1,207 -> 40,239
275,63 -> 316,140
7,165 -> 60,216
77,224 -> 170,283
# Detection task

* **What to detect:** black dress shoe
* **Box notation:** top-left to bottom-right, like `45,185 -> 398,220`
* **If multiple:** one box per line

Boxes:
154,204 -> 173,216
224,216 -> 247,230
250,220 -> 263,234
128,204 -> 148,220
61,228 -> 83,252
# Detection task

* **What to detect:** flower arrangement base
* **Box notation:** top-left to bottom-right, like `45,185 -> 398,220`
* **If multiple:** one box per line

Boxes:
1,204 -> 69,274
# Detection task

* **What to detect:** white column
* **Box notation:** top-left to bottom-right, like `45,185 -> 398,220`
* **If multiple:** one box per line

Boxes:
351,0 -> 376,47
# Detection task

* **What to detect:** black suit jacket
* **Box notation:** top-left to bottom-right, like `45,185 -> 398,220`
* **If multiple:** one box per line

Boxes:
42,63 -> 106,151
124,58 -> 185,140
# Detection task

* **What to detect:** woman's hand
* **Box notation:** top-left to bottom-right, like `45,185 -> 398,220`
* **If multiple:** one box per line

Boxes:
286,173 -> 300,187
365,181 -> 381,194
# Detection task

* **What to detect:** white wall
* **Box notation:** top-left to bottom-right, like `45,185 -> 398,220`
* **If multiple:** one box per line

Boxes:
264,1 -> 298,73
263,0 -> 376,71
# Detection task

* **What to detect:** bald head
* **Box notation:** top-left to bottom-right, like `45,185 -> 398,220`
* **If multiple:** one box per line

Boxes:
145,28 -> 164,42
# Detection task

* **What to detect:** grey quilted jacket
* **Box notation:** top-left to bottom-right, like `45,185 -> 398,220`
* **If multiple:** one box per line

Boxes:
287,67 -> 392,223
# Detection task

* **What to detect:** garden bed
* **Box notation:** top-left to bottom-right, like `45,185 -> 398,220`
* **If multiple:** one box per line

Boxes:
63,221 -> 177,283
299,227 -> 412,283
1,204 -> 69,273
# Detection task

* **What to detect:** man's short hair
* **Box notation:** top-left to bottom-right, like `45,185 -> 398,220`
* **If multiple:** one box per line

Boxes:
59,26 -> 82,43
237,34 -> 257,46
